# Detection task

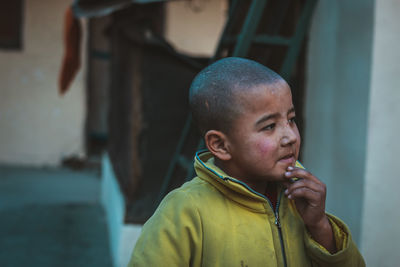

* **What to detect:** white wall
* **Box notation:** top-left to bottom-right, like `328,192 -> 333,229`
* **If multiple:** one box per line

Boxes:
165,0 -> 227,56
360,0 -> 400,265
0,0 -> 86,166
303,0 -> 374,244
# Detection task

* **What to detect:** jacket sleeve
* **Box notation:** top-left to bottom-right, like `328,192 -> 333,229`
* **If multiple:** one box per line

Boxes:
304,214 -> 365,267
128,189 -> 203,267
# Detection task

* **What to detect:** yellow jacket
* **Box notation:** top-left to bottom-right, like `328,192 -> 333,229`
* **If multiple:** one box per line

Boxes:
129,151 -> 365,267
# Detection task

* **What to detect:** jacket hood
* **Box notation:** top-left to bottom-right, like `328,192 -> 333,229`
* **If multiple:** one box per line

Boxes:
194,150 -> 299,214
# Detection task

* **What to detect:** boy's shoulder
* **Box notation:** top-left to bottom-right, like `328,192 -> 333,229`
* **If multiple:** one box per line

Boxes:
154,176 -> 226,218
163,176 -> 221,203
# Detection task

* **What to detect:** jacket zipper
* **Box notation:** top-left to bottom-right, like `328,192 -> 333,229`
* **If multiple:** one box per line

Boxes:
224,176 -> 289,267
273,193 -> 288,267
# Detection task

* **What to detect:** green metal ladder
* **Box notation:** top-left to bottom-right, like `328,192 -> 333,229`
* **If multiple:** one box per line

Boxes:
158,0 -> 318,203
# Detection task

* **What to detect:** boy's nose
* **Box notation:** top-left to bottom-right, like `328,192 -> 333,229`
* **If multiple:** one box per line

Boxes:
281,126 -> 298,146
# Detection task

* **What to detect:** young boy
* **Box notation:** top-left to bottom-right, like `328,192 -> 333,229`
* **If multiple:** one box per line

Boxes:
129,57 -> 365,266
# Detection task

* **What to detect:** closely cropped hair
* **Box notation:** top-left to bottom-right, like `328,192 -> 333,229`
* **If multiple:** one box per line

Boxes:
189,57 -> 282,136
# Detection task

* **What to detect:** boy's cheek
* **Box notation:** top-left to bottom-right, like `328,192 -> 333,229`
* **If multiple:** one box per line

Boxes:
295,138 -> 301,158
256,140 -> 275,155
296,131 -> 301,147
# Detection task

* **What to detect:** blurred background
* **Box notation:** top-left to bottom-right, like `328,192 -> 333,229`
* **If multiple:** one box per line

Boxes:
0,0 -> 399,266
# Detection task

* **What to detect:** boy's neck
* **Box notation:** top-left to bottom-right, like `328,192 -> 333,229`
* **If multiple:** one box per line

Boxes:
264,182 -> 278,196
214,157 -> 274,195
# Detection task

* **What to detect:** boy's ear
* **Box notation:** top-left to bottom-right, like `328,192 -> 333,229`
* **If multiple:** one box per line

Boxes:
204,130 -> 232,161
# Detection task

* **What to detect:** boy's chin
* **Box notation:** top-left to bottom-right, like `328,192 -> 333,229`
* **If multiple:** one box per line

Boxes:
262,172 -> 288,183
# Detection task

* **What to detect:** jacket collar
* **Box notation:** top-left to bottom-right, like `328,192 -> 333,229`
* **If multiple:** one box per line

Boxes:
194,150 -> 283,213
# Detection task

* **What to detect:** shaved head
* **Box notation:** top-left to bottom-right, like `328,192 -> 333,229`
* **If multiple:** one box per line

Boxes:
189,57 -> 283,135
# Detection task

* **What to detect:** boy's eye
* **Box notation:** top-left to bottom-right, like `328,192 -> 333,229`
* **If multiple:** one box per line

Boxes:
262,123 -> 275,131
289,116 -> 296,123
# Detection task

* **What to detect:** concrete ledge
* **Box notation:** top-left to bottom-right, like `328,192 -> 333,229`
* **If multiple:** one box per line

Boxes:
101,153 -> 142,267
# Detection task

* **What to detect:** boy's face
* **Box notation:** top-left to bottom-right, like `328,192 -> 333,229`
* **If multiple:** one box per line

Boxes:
224,80 -> 300,184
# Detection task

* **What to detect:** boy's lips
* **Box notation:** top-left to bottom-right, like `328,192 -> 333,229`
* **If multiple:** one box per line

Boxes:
278,153 -> 296,164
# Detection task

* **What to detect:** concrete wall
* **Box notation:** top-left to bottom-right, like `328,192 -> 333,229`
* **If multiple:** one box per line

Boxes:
0,0 -> 226,167
0,0 -> 86,166
360,0 -> 400,265
101,153 -> 142,267
303,0 -> 374,245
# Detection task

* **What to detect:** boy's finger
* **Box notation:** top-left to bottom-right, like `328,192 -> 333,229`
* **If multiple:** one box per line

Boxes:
284,167 -> 322,185
285,178 -> 325,196
286,187 -> 321,203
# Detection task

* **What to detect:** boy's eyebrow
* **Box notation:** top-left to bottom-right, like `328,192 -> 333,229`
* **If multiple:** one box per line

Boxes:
255,107 -> 296,126
255,113 -> 279,126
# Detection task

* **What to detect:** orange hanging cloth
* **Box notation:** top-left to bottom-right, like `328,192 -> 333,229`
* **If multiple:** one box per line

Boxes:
58,6 -> 82,95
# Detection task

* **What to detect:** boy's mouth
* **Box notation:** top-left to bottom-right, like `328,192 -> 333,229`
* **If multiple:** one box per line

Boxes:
278,153 -> 296,164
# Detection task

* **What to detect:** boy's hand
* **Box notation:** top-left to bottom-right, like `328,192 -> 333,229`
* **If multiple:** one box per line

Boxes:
283,166 -> 337,254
